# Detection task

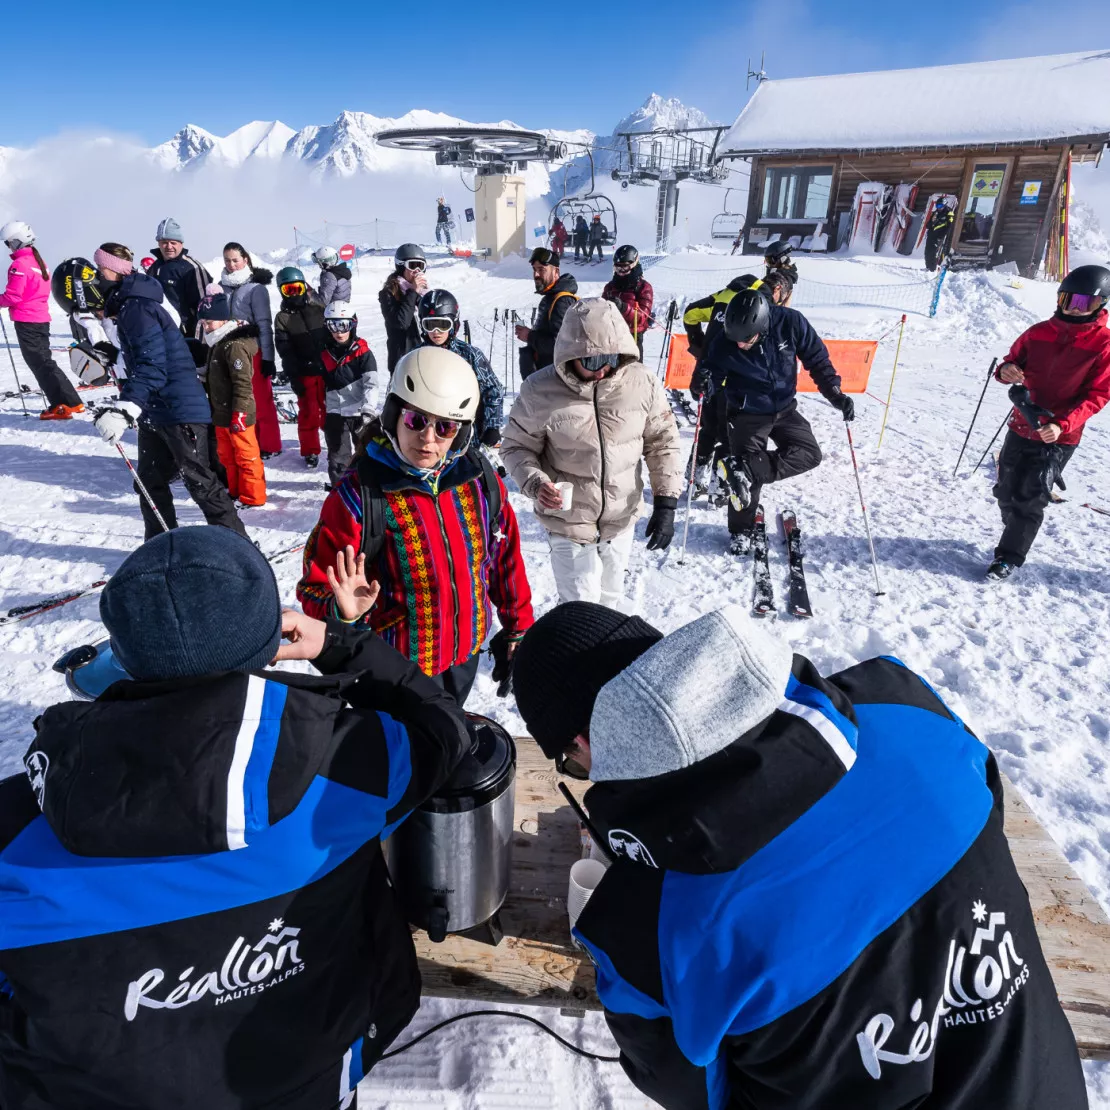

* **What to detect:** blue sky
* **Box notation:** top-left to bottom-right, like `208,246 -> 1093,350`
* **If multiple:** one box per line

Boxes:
5,0 -> 1110,146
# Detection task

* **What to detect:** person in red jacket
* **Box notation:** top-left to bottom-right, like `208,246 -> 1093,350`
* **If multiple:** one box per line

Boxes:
549,217 -> 569,261
602,244 -> 654,360
0,221 -> 84,419
989,264 -> 1110,580
297,345 -> 533,703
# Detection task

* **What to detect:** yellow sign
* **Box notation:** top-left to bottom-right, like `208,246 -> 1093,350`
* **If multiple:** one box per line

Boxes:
971,170 -> 1004,198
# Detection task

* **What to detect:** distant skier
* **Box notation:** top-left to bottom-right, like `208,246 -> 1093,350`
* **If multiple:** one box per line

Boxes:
311,245 -> 352,306
586,214 -> 607,263
0,220 -> 85,419
764,239 -> 798,285
147,217 -> 212,365
703,282 -> 854,553
925,198 -> 955,272
380,244 -> 428,372
573,214 -> 589,263
549,216 -> 568,261
274,266 -> 327,469
602,244 -> 653,360
515,247 -> 578,379
987,264 -> 1110,580
435,196 -> 452,247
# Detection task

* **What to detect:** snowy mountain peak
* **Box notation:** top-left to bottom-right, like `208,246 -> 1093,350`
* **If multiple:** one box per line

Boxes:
150,124 -> 217,169
617,93 -> 716,134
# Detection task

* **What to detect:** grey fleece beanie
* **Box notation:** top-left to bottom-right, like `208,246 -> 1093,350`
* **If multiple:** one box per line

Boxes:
100,526 -> 281,681
156,216 -> 183,243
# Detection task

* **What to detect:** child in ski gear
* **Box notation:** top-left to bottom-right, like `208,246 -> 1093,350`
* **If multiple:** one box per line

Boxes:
380,244 -> 428,372
602,244 -> 653,360
703,285 -> 852,541
148,216 -> 212,365
510,601 -> 1088,1110
549,216 -> 568,260
274,266 -> 328,468
297,346 -> 534,705
502,299 -> 683,608
418,287 -> 504,445
517,247 -> 578,380
586,214 -> 607,262
573,214 -> 589,262
0,524 -> 470,1110
988,264 -> 1110,579
219,242 -> 281,456
0,221 -> 84,418
320,301 -> 377,487
89,243 -> 246,540
435,197 -> 452,246
312,245 -> 353,306
198,291 -> 266,507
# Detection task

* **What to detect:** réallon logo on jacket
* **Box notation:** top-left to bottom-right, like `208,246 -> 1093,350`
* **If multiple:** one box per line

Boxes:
124,918 -> 305,1021
857,901 -> 1029,1080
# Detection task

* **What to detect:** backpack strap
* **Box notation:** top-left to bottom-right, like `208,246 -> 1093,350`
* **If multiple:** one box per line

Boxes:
547,290 -> 579,321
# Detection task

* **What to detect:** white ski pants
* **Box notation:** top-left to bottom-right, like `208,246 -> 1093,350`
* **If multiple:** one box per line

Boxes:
547,526 -> 636,611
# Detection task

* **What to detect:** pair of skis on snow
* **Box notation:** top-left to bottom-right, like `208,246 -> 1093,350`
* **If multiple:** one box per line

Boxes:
751,506 -> 812,619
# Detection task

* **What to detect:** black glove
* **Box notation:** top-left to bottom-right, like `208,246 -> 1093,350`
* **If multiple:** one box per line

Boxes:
689,365 -> 708,403
480,425 -> 502,448
488,629 -> 518,697
1008,384 -> 1054,429
260,359 -> 276,379
92,340 -> 118,368
645,495 -> 678,551
829,391 -> 855,421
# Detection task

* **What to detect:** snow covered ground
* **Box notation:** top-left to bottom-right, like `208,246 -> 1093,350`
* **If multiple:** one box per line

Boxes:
1,250 -> 1108,1106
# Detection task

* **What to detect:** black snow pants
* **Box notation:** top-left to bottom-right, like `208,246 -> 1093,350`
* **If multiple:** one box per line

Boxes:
429,651 -> 481,706
136,422 -> 247,541
993,429 -> 1075,565
726,400 -> 823,533
694,390 -> 728,468
324,412 -> 362,487
12,321 -> 81,408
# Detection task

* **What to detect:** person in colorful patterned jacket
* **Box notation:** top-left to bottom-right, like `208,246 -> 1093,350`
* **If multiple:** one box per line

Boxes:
297,346 -> 533,704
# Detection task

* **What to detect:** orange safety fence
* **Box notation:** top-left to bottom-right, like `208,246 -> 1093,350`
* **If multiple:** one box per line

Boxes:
664,334 -> 877,394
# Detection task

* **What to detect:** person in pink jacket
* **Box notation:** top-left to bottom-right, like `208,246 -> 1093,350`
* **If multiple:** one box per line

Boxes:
0,221 -> 83,419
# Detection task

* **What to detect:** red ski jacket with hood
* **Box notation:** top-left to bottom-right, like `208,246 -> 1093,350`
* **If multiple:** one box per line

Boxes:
998,310 -> 1110,445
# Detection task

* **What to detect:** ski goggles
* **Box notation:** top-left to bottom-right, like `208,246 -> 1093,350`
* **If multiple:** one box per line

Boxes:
279,281 -> 307,298
1058,291 -> 1104,314
420,316 -> 454,334
400,407 -> 462,439
613,261 -> 635,273
402,259 -> 427,273
579,353 -> 621,372
325,318 -> 355,333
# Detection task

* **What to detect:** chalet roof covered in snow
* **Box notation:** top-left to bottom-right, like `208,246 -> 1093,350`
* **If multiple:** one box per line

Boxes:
720,51 -> 1110,155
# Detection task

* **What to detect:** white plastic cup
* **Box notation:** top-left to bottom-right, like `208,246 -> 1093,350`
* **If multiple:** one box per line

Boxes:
568,858 -> 607,933
555,481 -> 573,511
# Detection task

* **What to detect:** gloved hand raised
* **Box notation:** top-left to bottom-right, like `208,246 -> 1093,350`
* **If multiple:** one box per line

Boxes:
93,400 -> 143,446
645,495 -> 679,551
828,391 -> 855,421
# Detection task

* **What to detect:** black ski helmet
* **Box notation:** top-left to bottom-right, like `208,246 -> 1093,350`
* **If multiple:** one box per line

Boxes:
51,257 -> 105,315
1059,264 -> 1110,299
724,288 -> 772,343
613,244 -> 639,267
764,240 -> 792,262
418,288 -> 460,336
394,243 -> 426,269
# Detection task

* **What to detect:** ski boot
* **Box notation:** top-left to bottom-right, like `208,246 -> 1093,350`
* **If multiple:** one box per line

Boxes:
728,531 -> 752,557
716,455 -> 752,512
305,454 -> 320,469
693,463 -> 711,498
40,403 -> 85,421
986,560 -> 1016,581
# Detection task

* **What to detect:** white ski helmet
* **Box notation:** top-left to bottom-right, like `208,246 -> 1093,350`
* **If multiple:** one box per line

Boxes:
313,245 -> 339,267
390,346 -> 479,423
1,220 -> 34,250
323,300 -> 357,325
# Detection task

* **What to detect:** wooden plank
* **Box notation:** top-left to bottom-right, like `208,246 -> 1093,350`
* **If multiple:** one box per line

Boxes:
412,740 -> 1110,1057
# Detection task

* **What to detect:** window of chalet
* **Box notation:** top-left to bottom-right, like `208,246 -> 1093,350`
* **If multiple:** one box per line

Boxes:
762,167 -> 833,221
959,162 -> 1007,246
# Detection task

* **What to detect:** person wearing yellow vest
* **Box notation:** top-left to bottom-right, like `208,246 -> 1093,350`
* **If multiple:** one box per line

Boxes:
515,247 -> 578,380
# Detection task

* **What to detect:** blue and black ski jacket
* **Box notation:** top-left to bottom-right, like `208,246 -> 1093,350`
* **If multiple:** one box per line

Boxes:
574,642 -> 1086,1109
0,623 -> 469,1110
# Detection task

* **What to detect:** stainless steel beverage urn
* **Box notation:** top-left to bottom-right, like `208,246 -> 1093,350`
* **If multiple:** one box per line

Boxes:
384,713 -> 516,945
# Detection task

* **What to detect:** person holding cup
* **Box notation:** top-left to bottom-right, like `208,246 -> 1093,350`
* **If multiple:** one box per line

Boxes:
502,298 -> 683,610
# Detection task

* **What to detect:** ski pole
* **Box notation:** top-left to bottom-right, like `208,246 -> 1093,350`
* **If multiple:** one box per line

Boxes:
953,358 -> 997,476
845,424 -> 884,596
489,308 -> 498,364
875,314 -> 906,453
114,442 -> 171,533
677,397 -> 704,565
0,316 -> 31,418
972,411 -> 1010,474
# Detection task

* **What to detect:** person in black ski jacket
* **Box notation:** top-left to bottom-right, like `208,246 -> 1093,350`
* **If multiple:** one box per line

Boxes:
925,199 -> 955,273
586,215 -> 607,263
380,245 -> 428,372
702,286 -> 853,548
435,197 -> 452,247
516,247 -> 578,379
510,601 -> 1088,1110
0,525 -> 470,1110
87,243 -> 246,541
275,267 -> 329,467
573,215 -> 589,262
148,216 -> 212,365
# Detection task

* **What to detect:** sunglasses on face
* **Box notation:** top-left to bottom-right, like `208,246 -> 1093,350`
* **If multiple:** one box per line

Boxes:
420,317 -> 454,334
555,747 -> 589,780
403,260 -> 427,273
325,318 -> 353,333
400,407 -> 462,440
280,281 -> 307,298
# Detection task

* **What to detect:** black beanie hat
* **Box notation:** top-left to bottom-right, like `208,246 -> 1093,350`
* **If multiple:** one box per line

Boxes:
512,602 -> 664,759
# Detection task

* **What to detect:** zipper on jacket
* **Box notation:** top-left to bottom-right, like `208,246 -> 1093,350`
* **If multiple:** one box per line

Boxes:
433,498 -> 460,662
593,385 -> 607,542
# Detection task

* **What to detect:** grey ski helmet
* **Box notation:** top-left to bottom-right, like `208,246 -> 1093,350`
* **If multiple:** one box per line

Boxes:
394,243 -> 426,270
724,288 -> 771,343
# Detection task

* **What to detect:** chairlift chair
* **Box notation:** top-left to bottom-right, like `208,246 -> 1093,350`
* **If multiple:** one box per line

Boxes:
711,188 -> 744,240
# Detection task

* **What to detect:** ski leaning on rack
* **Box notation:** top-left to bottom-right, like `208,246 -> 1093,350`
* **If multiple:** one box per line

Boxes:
780,509 -> 813,618
667,389 -> 698,425
752,505 -> 775,617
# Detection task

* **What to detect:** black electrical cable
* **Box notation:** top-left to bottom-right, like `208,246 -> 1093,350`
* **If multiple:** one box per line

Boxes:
381,1009 -> 620,1063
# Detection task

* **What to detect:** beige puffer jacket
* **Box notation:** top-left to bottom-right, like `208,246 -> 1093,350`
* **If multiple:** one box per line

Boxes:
502,298 -> 683,543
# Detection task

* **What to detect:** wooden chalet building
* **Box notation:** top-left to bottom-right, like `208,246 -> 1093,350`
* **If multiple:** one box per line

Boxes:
717,51 -> 1110,276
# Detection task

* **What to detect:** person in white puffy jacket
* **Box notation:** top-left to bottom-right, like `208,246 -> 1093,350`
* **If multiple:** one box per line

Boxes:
321,301 -> 377,486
